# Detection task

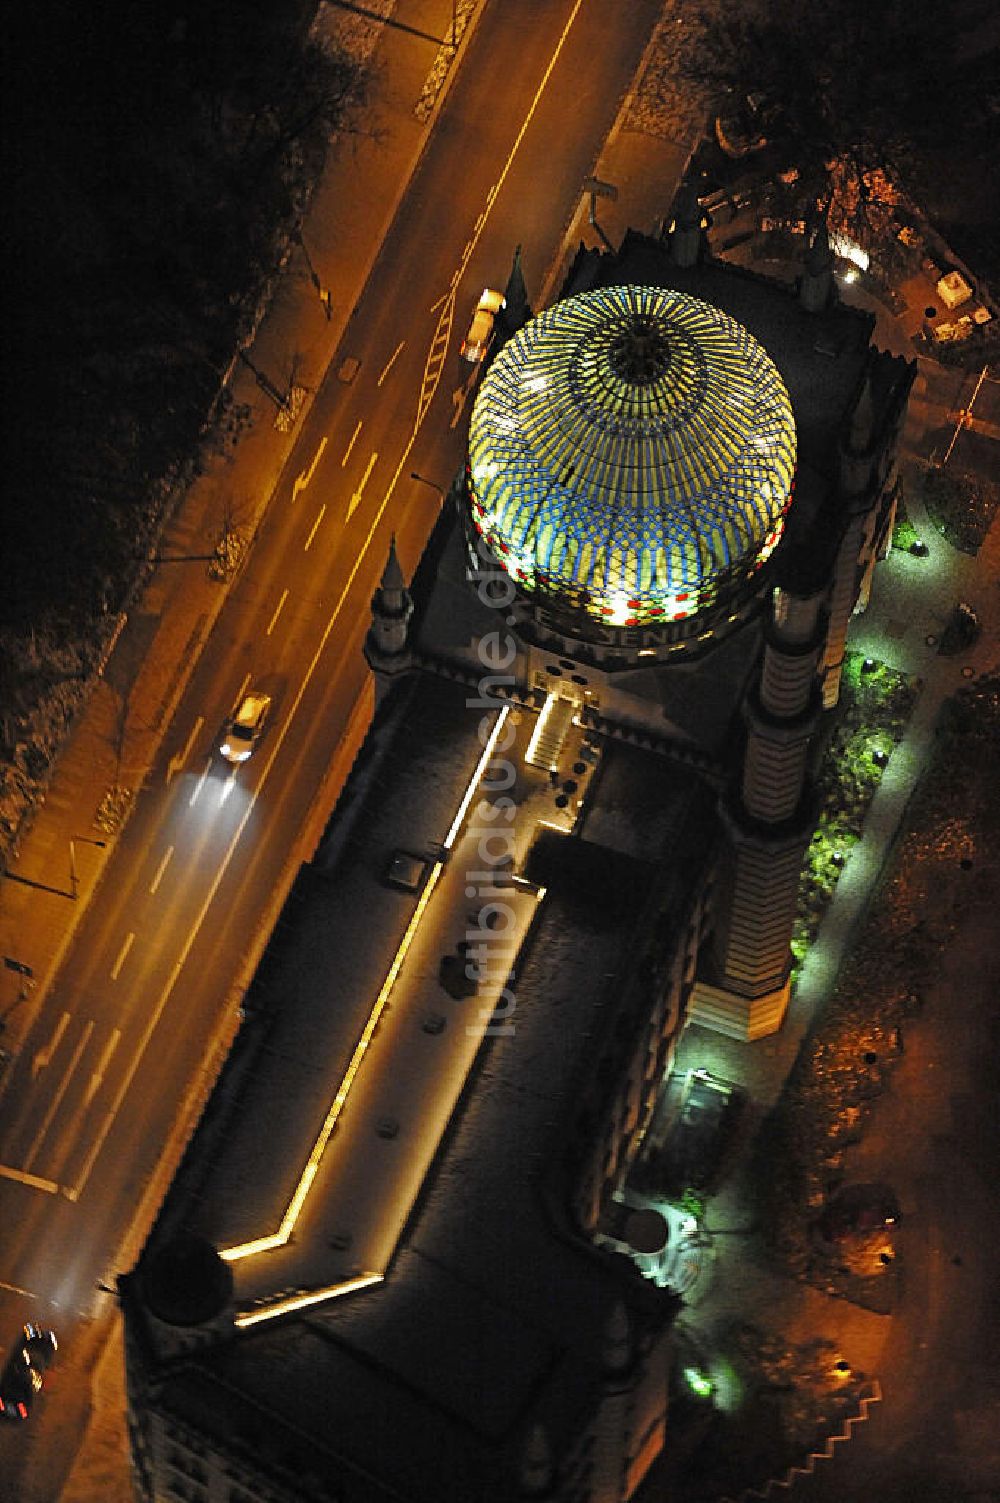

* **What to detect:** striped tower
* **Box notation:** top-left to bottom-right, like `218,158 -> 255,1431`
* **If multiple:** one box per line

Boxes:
690,582 -> 825,1039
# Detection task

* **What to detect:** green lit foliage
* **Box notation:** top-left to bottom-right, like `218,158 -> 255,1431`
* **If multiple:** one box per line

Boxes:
760,671 -> 1000,1294
890,494 -> 920,553
677,1187 -> 706,1222
792,652 -> 918,960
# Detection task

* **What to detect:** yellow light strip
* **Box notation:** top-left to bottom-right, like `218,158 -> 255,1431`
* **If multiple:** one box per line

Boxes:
235,1273 -> 382,1329
444,704 -> 511,849
221,860 -> 444,1263
221,704 -> 510,1267
524,693 -> 556,769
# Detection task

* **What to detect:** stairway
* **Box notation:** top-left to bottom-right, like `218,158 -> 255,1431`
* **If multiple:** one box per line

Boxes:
525,693 -> 575,772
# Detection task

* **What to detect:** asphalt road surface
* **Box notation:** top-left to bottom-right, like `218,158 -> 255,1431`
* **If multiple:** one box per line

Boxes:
0,1 -> 664,1495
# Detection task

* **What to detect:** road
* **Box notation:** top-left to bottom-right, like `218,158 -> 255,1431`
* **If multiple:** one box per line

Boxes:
0,1 -> 665,1494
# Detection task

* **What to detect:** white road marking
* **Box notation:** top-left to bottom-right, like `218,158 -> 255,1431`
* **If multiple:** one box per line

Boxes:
181,716 -> 204,763
188,766 -> 210,808
110,933 -> 135,982
450,382 -> 472,429
290,436 -> 328,501
165,716 -> 204,785
220,770 -> 237,804
342,421 -> 362,467
149,846 -> 174,895
348,452 -> 378,519
84,1028 -> 121,1108
32,1012 -> 70,1079
305,504 -> 327,551
0,1278 -> 37,1296
24,1019 -> 94,1172
266,588 -> 290,635
377,341 -> 405,387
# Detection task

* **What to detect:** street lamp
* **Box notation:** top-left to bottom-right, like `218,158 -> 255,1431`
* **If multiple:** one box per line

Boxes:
69,836 -> 107,900
295,229 -> 333,321
410,472 -> 448,504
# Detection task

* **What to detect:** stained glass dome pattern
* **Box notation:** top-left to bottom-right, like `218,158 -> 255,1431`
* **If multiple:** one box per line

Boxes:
466,284 -> 796,629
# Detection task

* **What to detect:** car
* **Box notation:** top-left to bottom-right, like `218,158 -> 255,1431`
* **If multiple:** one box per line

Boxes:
0,1325 -> 57,1422
220,690 -> 271,763
460,288 -> 506,364
22,1325 -> 57,1372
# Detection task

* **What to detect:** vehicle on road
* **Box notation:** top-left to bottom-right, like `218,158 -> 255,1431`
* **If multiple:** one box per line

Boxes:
220,690 -> 271,763
460,288 -> 506,364
0,1325 -> 57,1422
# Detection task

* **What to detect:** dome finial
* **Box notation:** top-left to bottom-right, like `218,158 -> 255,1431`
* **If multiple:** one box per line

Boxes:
608,314 -> 671,385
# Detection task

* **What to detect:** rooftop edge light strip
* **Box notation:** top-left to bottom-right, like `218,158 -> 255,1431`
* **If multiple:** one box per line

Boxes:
221,706 -> 512,1278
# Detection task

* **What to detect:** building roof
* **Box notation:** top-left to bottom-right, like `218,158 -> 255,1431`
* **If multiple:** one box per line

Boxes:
126,673 -> 708,1499
467,284 -> 796,630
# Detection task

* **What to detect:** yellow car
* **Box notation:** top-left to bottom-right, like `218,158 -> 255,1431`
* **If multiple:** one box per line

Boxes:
460,288 -> 506,364
220,690 -> 271,763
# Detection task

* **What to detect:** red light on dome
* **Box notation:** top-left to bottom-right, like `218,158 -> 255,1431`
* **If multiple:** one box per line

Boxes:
627,599 -> 641,609
648,606 -> 664,616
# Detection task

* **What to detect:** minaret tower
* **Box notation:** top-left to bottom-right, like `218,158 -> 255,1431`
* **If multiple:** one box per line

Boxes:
799,219 -> 835,313
364,536 -> 414,703
690,578 -> 826,1039
821,368 -> 880,706
666,181 -> 707,269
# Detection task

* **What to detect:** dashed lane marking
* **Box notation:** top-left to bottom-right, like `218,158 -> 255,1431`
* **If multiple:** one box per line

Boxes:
266,588 -> 289,635
305,504 -> 327,552
110,933 -> 135,982
377,342 -> 405,387
149,846 -> 174,895
342,421 -> 362,467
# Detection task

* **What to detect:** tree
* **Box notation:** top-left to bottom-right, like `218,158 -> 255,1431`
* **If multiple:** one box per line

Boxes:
676,0 -> 957,249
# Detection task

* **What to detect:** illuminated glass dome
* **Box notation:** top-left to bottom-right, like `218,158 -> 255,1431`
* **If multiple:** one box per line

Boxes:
466,284 -> 796,633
